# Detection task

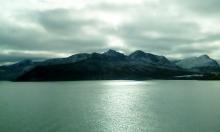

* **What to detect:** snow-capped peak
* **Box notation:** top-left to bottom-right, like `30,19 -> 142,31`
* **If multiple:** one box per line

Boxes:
176,55 -> 219,69
199,55 -> 210,59
103,49 -> 125,58
129,50 -> 176,67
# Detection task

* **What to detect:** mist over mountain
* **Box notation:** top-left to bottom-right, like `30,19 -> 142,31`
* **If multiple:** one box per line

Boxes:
175,55 -> 220,73
0,60 -> 34,80
1,50 -> 220,81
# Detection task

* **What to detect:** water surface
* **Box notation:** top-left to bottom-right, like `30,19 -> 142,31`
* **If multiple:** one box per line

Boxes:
0,80 -> 220,132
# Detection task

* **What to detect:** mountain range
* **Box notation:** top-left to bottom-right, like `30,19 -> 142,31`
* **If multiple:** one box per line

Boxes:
1,49 -> 220,81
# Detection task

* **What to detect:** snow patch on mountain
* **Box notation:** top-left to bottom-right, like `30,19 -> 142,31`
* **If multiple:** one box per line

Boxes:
128,50 -> 176,68
176,55 -> 219,69
103,49 -> 126,58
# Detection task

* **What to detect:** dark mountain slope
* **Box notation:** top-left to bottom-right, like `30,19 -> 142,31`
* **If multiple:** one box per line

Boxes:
16,52 -> 190,81
2,49 -> 220,81
0,60 -> 33,80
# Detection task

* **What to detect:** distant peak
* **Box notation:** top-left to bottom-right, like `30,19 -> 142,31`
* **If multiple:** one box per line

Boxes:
130,50 -> 146,56
134,50 -> 145,54
68,53 -> 90,58
105,49 -> 118,53
104,49 -> 124,56
199,55 -> 210,59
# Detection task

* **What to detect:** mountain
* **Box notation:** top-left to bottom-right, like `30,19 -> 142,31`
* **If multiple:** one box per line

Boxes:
17,51 -> 189,81
40,53 -> 91,65
38,50 -> 125,66
128,50 -> 178,68
103,49 -> 126,59
175,55 -> 220,73
0,60 -> 34,80
2,50 -> 220,81
16,50 -> 189,81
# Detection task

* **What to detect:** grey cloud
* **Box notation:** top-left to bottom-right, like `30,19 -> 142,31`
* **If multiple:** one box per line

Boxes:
32,9 -> 97,34
171,44 -> 217,54
0,52 -> 47,64
0,23 -> 47,50
0,8 -> 106,52
175,0 -> 220,14
98,15 -> 201,54
197,34 -> 220,43
1,0 -> 220,63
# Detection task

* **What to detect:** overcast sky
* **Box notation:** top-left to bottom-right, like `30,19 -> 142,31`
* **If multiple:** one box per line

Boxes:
1,0 -> 220,64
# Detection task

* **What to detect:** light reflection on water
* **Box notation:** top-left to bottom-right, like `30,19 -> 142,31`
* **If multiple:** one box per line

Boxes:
102,80 -> 153,86
100,81 -> 149,131
0,80 -> 220,132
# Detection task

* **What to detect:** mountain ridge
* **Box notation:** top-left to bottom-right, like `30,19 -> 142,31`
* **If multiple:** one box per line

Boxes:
1,49 -> 220,81
175,54 -> 220,72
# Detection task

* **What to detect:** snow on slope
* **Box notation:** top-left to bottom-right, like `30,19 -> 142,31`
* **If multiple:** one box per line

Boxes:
176,55 -> 219,69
